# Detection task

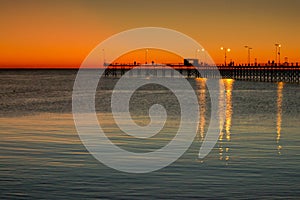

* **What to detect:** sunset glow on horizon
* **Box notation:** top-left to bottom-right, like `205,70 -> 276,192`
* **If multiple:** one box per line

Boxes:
1,0 -> 300,68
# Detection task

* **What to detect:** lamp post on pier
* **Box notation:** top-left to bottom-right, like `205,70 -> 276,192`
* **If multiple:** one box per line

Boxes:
145,49 -> 149,64
221,47 -> 231,66
195,49 -> 200,60
201,48 -> 206,65
278,44 -> 281,65
102,49 -> 106,66
244,46 -> 253,65
275,44 -> 281,65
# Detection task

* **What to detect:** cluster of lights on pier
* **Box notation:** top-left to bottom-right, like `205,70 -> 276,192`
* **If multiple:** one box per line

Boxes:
103,43 -> 285,67
218,44 -> 282,66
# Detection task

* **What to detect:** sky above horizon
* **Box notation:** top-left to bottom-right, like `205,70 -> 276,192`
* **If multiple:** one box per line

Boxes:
1,0 -> 300,68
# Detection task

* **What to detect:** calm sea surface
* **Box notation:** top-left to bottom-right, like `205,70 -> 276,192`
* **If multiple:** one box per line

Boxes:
0,70 -> 299,199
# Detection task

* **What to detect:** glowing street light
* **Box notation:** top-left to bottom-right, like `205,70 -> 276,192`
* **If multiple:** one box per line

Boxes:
275,44 -> 281,65
244,46 -> 253,65
195,49 -> 201,59
221,47 -> 231,66
201,48 -> 206,65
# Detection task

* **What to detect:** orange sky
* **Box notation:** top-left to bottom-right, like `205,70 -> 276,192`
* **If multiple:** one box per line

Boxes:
113,49 -> 183,65
1,0 -> 300,68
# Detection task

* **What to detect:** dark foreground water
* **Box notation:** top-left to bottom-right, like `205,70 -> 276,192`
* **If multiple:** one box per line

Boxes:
0,70 -> 299,199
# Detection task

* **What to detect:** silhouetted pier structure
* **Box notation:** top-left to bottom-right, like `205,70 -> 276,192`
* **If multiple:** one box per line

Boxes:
103,63 -> 300,83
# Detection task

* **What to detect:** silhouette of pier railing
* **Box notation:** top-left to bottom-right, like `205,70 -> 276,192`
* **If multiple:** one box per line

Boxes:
103,63 -> 300,83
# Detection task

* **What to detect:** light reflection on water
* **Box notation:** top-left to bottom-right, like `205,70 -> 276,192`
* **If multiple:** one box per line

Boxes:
218,79 -> 234,162
276,82 -> 283,155
195,78 -> 206,141
195,78 -> 234,162
0,76 -> 299,199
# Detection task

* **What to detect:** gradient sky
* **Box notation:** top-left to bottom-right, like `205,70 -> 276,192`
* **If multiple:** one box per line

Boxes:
1,0 -> 300,68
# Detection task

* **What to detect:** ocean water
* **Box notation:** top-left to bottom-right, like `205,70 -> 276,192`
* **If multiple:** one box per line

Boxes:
0,70 -> 299,199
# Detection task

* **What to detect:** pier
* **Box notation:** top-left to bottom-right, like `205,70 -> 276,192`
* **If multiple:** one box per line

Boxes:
103,63 -> 300,83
